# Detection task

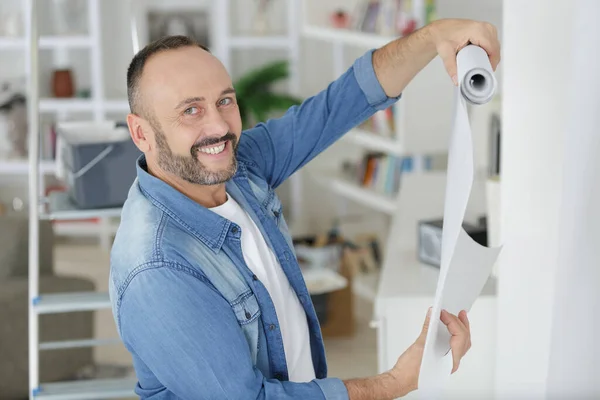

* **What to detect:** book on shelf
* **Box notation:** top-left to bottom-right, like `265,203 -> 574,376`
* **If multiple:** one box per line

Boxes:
342,151 -> 448,197
359,106 -> 395,138
343,152 -> 406,197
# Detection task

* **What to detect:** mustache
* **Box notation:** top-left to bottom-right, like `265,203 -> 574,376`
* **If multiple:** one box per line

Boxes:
191,132 -> 237,154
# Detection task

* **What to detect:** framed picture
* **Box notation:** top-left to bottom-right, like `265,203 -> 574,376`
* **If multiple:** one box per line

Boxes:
147,10 -> 210,48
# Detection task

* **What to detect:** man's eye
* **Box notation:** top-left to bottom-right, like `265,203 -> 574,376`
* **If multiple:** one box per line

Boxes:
184,106 -> 198,115
219,98 -> 233,106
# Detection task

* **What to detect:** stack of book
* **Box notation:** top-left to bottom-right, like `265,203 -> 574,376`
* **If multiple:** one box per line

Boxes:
342,151 -> 447,197
355,152 -> 407,196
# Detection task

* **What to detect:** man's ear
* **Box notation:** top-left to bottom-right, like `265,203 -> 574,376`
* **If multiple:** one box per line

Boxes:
127,113 -> 151,153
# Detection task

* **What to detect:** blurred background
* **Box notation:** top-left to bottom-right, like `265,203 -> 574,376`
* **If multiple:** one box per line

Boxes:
3,1 -> 595,400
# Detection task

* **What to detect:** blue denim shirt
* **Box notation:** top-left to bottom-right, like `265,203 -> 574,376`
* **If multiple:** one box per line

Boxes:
109,49 -> 400,399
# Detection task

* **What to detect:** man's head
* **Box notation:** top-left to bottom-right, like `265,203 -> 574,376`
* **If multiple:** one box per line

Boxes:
126,35 -> 242,186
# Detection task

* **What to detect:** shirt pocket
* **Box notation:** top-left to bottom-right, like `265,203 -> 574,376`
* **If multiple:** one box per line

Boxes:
231,290 -> 261,363
264,189 -> 283,227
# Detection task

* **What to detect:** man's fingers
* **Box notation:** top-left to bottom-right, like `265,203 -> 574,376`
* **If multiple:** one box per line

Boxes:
458,310 -> 470,329
417,307 -> 432,344
440,309 -> 468,336
458,310 -> 471,351
490,39 -> 501,70
451,345 -> 461,374
465,22 -> 501,71
437,42 -> 459,86
423,307 -> 432,330
441,309 -> 471,373
486,24 -> 502,70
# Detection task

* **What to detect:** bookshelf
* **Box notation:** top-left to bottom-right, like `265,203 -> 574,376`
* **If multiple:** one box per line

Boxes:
302,25 -> 395,48
299,0 -> 451,302
0,0 -> 131,249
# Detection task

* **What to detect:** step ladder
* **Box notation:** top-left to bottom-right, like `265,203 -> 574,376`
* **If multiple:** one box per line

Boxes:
25,0 -> 136,398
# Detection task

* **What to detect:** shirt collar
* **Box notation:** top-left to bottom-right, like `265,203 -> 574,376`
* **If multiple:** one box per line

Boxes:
135,154 -> 232,252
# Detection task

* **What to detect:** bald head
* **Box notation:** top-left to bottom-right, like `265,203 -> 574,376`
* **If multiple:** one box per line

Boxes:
126,35 -> 211,118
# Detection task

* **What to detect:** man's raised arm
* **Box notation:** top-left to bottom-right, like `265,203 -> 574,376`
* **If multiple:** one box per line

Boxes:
237,46 -> 399,189
372,18 -> 501,97
236,19 -> 500,189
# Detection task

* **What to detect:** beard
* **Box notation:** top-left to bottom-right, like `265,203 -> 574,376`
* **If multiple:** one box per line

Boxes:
152,120 -> 239,185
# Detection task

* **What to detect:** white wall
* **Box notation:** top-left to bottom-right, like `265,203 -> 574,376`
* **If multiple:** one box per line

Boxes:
496,1 -> 575,398
545,2 -> 600,397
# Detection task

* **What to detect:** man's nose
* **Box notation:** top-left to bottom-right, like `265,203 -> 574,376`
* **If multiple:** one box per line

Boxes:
202,107 -> 229,137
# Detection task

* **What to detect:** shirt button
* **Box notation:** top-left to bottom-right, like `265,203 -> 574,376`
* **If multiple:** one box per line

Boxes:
269,324 -> 276,331
273,211 -> 280,218
245,310 -> 252,320
252,274 -> 258,281
231,226 -> 239,234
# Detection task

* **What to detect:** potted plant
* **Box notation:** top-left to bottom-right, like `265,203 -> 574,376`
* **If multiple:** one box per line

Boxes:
233,60 -> 303,129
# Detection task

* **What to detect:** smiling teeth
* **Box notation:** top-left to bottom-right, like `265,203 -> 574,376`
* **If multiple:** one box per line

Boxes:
200,143 -> 226,155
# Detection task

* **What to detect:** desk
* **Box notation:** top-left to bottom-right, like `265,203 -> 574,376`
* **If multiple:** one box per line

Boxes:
373,248 -> 497,399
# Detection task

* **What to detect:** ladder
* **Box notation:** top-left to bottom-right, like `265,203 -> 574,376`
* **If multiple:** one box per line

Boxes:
26,0 -> 136,398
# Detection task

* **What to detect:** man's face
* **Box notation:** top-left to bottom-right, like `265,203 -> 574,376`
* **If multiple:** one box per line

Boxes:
139,46 -> 242,185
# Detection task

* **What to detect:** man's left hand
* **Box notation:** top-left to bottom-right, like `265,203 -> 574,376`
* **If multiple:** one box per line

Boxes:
428,18 -> 501,85
441,309 -> 472,373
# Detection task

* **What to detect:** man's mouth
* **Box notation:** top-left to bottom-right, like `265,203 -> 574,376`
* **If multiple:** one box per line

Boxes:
198,141 -> 227,155
192,132 -> 236,157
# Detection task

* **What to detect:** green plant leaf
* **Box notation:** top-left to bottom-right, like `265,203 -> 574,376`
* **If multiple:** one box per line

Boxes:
246,100 -> 268,126
234,60 -> 290,96
233,60 -> 304,128
253,92 -> 302,112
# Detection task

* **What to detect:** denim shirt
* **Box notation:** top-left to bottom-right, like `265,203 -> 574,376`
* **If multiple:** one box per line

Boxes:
109,49 -> 400,400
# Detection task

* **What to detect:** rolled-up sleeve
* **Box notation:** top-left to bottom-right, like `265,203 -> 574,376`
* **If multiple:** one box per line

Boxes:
315,377 -> 350,400
117,265 -> 349,400
353,49 -> 402,109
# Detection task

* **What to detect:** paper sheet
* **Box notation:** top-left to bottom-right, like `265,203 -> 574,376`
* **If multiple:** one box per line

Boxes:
417,45 -> 503,397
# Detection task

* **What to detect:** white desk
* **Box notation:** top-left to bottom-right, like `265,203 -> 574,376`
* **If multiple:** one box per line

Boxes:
373,248 -> 497,399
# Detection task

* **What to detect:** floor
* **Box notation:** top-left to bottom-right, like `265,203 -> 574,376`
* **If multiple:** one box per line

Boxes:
53,238 -> 379,386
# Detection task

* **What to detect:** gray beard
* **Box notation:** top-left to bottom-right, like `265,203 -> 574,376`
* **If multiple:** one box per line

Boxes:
152,120 -> 238,185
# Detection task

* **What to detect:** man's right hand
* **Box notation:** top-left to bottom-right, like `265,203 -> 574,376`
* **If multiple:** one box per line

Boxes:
343,308 -> 472,399
388,308 -> 473,397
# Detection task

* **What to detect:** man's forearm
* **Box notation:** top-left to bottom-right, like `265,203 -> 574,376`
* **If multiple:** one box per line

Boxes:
373,24 -> 439,98
343,371 -> 408,400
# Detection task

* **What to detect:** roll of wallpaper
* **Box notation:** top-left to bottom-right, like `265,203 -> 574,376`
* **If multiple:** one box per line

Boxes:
417,45 -> 502,397
457,45 -> 497,105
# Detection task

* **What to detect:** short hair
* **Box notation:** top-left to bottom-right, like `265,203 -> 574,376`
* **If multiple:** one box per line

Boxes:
126,35 -> 210,117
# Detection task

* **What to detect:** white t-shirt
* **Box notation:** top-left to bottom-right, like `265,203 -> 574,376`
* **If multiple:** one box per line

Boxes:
210,194 -> 316,382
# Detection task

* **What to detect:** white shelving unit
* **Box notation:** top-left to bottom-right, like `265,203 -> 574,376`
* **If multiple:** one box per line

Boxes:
346,128 -> 405,157
302,25 -> 396,49
24,1 -> 135,399
299,9 -> 432,302
0,159 -> 54,174
0,0 -> 130,248
210,0 -> 305,235
0,3 -> 130,176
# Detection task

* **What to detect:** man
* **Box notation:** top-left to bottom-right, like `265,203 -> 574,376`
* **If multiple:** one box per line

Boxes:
110,17 -> 500,400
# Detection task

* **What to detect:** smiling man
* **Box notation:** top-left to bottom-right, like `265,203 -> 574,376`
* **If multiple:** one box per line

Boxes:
110,18 -> 500,400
